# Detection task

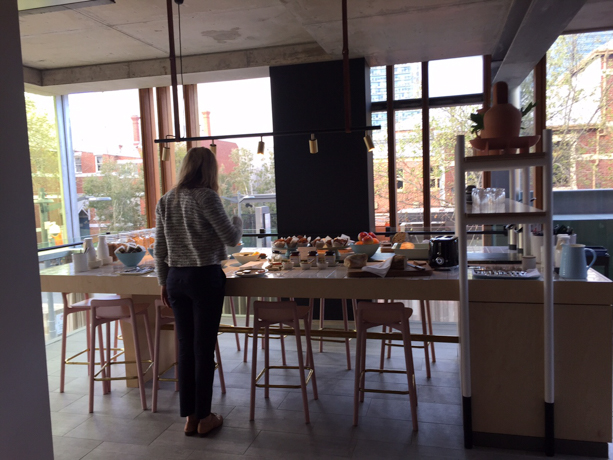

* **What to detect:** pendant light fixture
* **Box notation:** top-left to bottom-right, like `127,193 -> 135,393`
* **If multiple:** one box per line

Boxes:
309,134 -> 318,154
363,133 -> 375,152
257,136 -> 265,155
210,141 -> 216,154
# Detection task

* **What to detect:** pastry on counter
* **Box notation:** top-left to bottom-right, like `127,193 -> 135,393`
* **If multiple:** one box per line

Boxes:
344,253 -> 368,268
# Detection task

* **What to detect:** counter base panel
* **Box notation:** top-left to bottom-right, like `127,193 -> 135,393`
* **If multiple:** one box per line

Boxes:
473,432 -> 608,458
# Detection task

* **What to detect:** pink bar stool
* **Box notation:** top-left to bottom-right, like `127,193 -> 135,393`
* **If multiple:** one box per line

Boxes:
243,296 -> 287,366
377,299 -> 436,378
353,301 -> 418,431
88,298 -> 154,412
312,298 -> 353,370
59,293 -> 123,393
151,300 -> 226,413
250,300 -> 318,424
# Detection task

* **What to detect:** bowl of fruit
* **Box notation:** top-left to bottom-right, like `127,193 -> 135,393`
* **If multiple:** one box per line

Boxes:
349,232 -> 381,259
115,245 -> 146,267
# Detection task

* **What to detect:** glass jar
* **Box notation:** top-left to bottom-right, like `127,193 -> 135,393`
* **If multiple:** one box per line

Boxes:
308,250 -> 318,267
290,251 -> 300,267
325,250 -> 336,266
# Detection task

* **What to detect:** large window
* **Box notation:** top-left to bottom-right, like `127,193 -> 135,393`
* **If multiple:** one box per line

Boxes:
370,57 -> 484,228
547,31 -> 613,190
26,93 -> 67,249
68,89 -> 146,237
196,78 -> 276,240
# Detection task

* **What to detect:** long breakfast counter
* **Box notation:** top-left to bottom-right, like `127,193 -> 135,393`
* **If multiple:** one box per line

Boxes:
39,254 -> 613,305
40,255 -> 613,456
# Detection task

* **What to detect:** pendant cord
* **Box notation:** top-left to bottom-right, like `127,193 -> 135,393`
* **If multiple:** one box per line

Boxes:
177,2 -> 184,87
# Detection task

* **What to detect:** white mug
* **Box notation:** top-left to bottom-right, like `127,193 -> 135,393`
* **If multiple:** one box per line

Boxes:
522,255 -> 536,271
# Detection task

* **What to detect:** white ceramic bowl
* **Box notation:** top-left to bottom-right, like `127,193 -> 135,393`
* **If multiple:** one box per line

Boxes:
349,243 -> 380,258
233,252 -> 262,265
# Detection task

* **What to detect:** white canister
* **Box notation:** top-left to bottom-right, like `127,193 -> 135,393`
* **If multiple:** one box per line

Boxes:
83,237 -> 96,261
97,235 -> 111,263
72,252 -> 89,273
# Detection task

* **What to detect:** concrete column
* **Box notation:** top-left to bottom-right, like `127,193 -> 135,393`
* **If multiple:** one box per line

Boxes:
0,2 -> 54,459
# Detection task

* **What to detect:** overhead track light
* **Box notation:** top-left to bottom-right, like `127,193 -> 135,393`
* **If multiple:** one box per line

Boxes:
257,137 -> 265,155
210,142 -> 217,154
309,134 -> 318,154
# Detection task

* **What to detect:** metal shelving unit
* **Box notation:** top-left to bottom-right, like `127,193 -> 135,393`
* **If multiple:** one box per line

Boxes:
454,129 -> 554,455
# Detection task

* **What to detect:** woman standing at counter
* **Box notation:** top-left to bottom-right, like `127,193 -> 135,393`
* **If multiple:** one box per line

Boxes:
155,147 -> 242,436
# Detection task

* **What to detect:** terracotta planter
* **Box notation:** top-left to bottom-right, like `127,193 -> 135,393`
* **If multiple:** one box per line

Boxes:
481,81 -> 521,139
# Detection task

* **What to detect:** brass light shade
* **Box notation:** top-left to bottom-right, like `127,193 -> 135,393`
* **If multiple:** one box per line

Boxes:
363,134 -> 375,152
210,142 -> 217,154
309,133 -> 318,154
257,138 -> 265,155
160,144 -> 170,161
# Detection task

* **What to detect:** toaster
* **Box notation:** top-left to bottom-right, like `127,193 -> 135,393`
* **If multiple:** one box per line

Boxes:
429,235 -> 459,269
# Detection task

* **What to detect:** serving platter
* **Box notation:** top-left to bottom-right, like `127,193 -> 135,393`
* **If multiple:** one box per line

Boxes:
234,268 -> 268,278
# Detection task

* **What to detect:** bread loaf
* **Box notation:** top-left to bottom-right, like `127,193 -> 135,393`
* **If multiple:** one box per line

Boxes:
344,253 -> 368,268
390,255 -> 406,270
392,232 -> 407,243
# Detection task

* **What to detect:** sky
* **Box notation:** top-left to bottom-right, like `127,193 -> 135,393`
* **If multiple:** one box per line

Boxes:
66,78 -> 274,156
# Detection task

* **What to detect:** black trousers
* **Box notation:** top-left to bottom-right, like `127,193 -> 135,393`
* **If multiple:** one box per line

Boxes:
166,265 -> 225,419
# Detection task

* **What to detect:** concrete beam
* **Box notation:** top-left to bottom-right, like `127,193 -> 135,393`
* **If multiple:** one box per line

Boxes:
493,0 -> 587,88
23,42 -> 333,95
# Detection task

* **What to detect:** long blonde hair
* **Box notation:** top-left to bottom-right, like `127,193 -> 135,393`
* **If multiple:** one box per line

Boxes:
175,147 -> 219,194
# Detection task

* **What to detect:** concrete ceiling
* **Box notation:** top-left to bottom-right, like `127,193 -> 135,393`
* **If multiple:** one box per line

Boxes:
18,0 -> 613,95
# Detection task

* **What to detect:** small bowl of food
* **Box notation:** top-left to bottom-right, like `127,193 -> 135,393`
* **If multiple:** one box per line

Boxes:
316,261 -> 328,270
115,245 -> 146,267
233,251 -> 262,265
300,260 -> 311,270
349,242 -> 381,259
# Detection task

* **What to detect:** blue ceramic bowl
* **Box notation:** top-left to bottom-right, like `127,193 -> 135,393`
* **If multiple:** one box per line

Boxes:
116,250 -> 146,267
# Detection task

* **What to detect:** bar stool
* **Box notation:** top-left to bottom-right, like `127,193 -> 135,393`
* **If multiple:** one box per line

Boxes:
377,300 -> 436,378
312,298 -> 353,370
243,296 -> 287,365
88,298 -> 154,412
151,300 -> 226,413
250,300 -> 318,424
353,301 -> 418,431
59,293 -> 123,393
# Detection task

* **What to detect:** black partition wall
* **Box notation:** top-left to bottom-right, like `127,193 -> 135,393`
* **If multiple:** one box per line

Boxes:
270,58 -> 375,237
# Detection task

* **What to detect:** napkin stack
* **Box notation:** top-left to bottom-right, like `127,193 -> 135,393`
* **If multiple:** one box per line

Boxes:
361,257 -> 393,277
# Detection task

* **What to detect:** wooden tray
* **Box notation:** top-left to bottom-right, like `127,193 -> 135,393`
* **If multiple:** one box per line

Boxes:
347,263 -> 433,278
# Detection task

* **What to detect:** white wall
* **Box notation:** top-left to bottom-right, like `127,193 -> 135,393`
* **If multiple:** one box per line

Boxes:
0,1 -> 54,458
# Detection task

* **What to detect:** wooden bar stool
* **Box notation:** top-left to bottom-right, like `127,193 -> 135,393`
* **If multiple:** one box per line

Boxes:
249,300 -> 318,424
88,298 -> 154,412
59,293 -> 123,393
243,296 -> 287,366
353,301 -> 418,431
379,300 -> 436,378
312,298 -> 353,370
151,300 -> 226,413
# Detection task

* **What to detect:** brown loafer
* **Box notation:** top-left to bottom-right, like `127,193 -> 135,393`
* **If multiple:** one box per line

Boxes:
184,417 -> 199,436
198,413 -> 223,437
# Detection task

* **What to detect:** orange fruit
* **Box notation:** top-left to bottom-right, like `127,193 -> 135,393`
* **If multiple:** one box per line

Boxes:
355,241 -> 364,245
372,238 -> 379,244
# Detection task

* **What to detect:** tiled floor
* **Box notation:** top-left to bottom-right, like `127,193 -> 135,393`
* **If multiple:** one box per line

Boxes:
46,315 -> 608,459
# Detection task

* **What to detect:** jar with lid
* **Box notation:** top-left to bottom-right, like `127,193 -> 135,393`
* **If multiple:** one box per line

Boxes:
308,250 -> 318,266
271,250 -> 282,263
324,250 -> 336,266
290,251 -> 300,267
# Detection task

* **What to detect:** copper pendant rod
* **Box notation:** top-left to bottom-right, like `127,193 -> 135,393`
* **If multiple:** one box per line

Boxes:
342,0 -> 351,133
166,0 -> 181,139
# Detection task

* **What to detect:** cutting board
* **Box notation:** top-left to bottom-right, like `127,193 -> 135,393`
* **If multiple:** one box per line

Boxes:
346,263 -> 433,278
